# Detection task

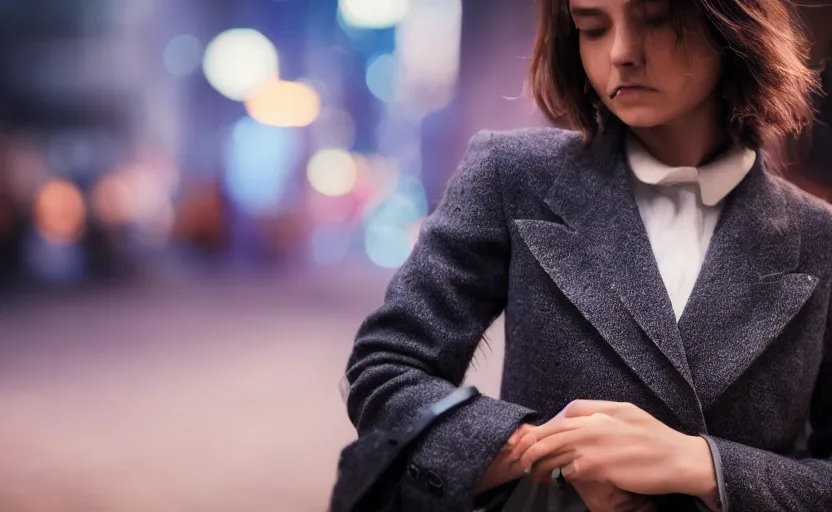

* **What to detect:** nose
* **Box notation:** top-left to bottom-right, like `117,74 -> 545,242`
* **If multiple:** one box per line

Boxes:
609,22 -> 644,68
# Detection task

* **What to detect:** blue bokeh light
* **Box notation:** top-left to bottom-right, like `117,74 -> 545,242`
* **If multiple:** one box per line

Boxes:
362,180 -> 428,268
362,193 -> 420,229
364,224 -> 412,269
395,177 -> 428,217
224,117 -> 303,215
163,35 -> 203,77
365,53 -> 397,103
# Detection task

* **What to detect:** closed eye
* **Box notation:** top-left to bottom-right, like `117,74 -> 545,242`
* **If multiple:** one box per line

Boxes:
580,27 -> 607,39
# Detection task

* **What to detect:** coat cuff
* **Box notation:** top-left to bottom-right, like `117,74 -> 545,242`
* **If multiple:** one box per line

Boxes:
405,395 -> 538,510
700,434 -> 728,511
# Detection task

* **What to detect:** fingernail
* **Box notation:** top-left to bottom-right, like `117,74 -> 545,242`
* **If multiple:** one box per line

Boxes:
523,467 -> 531,475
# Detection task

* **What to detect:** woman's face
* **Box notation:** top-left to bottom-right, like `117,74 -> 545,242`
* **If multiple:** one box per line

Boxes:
571,0 -> 722,128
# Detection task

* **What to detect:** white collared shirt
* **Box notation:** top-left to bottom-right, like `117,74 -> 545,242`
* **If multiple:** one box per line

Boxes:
626,133 -> 757,321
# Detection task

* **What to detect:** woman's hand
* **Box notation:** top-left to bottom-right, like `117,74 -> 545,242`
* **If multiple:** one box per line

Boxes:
508,400 -> 717,499
508,425 -> 657,512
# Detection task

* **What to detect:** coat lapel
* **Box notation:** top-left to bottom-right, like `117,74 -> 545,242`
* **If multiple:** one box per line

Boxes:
678,162 -> 819,410
513,122 -> 705,432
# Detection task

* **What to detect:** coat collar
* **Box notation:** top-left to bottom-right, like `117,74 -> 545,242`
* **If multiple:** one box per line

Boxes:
514,119 -> 817,432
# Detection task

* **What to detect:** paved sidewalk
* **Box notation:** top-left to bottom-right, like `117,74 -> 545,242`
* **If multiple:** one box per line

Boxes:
0,270 -> 505,511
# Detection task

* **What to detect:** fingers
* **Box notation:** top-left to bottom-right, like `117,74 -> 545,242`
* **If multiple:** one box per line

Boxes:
562,399 -> 633,419
508,429 -> 537,463
508,416 -> 587,461
512,401 -> 630,458
506,423 -> 534,449
506,406 -> 630,481
517,420 -> 587,471
529,449 -> 577,483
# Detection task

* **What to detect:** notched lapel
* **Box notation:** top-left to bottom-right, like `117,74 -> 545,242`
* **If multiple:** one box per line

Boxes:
512,125 -> 706,432
679,165 -> 819,409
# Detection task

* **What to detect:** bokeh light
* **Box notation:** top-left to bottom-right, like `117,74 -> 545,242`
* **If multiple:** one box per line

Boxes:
226,116 -> 303,215
163,35 -> 203,77
397,178 -> 428,215
91,173 -> 132,225
396,0 -> 463,112
297,77 -> 330,103
338,0 -> 410,29
362,189 -> 424,268
122,169 -> 177,244
364,223 -> 412,268
366,53 -> 397,103
363,193 -> 421,229
244,79 -> 321,127
307,149 -> 358,197
203,29 -> 279,101
33,179 -> 86,245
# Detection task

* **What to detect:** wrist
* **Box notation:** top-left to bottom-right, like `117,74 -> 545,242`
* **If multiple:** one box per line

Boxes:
672,435 -> 718,503
475,447 -> 525,494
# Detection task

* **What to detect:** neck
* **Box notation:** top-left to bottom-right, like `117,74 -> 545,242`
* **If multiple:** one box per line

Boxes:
630,94 -> 727,168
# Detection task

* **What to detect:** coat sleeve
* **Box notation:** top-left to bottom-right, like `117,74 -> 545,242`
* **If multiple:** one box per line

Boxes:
703,291 -> 832,511
344,131 -> 538,510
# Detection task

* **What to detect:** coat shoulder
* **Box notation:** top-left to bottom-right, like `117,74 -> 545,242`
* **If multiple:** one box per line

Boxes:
768,174 -> 832,267
769,174 -> 832,229
465,127 -> 585,198
470,126 -> 584,168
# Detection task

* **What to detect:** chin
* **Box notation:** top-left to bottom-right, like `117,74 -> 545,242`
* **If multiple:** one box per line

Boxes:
611,108 -> 671,129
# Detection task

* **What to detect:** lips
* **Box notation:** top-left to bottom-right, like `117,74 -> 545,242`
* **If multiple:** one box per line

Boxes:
610,85 -> 654,99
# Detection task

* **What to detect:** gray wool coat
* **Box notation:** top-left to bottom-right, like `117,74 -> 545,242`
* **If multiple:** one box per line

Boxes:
343,119 -> 832,511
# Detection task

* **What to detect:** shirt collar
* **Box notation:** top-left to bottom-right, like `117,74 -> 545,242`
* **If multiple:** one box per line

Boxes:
625,131 -> 757,206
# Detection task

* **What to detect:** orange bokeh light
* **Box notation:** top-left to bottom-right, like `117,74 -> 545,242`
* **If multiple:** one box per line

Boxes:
33,179 -> 86,244
91,173 -> 132,226
244,78 -> 321,127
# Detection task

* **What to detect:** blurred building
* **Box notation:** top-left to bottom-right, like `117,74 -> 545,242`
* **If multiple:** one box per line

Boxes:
0,0 -> 830,291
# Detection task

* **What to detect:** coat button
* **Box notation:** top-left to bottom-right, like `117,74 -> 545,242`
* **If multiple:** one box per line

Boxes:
425,470 -> 444,497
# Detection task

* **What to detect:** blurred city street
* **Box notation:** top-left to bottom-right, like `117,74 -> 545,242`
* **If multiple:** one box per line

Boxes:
0,268 -> 505,512
1,1 -> 831,511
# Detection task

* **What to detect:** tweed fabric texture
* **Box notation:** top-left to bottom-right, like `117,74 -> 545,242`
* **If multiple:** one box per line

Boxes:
343,120 -> 832,511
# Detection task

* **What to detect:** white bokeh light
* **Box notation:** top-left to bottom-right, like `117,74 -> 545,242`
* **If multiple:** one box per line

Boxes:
338,0 -> 410,29
307,149 -> 358,197
203,29 -> 279,101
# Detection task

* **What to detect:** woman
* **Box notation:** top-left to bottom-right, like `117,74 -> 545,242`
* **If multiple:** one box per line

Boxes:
342,0 -> 832,510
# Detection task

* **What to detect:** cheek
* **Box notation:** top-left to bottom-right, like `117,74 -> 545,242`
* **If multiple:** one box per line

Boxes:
580,46 -> 609,93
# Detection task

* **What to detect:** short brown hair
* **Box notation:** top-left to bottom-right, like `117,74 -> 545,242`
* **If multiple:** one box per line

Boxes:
527,0 -> 821,149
